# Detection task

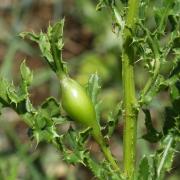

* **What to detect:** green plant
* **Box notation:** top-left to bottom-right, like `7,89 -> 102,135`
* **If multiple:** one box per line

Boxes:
0,0 -> 180,179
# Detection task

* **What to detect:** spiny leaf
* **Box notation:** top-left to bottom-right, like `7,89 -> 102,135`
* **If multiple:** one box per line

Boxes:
39,32 -> 54,63
20,31 -> 55,71
55,128 -> 90,166
154,0 -> 175,34
106,102 -> 122,138
155,134 -> 176,179
96,0 -> 116,11
139,0 -> 149,21
50,20 -> 64,49
49,19 -> 67,74
7,83 -> 27,105
112,7 -> 125,33
163,107 -> 176,135
88,73 -> 101,104
137,156 -> 151,180
88,73 -> 101,121
0,78 -> 11,105
40,97 -> 60,118
142,109 -> 162,143
141,75 -> 165,105
20,60 -> 33,86
79,127 -> 92,143
3,61 -> 33,107
20,20 -> 67,74
53,127 -> 122,179
33,126 -> 59,145
20,31 -> 39,42
175,116 -> 180,137
40,97 -> 69,125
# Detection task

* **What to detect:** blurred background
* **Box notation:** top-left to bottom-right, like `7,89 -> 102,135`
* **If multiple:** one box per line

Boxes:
0,0 -> 179,179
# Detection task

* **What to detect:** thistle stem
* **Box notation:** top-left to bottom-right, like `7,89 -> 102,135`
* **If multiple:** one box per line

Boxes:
122,0 -> 139,178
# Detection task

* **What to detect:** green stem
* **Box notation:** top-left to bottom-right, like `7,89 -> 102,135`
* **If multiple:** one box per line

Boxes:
100,144 -> 120,173
122,0 -> 139,178
93,127 -> 121,172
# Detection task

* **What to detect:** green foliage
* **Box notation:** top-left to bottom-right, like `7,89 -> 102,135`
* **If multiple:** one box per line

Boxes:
87,73 -> 102,121
0,158 -> 19,180
137,156 -> 151,180
0,0 -> 180,179
155,134 -> 176,179
0,18 -> 122,179
137,134 -> 177,180
142,109 -> 162,143
0,60 -> 121,179
106,102 -> 122,138
96,0 -> 116,11
96,0 -> 180,179
136,1 -> 180,179
20,19 -> 67,76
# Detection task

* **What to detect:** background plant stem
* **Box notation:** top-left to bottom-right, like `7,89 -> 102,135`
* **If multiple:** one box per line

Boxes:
122,0 -> 139,178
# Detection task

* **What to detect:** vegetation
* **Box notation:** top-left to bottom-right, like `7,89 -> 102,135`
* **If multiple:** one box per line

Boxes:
0,0 -> 179,179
